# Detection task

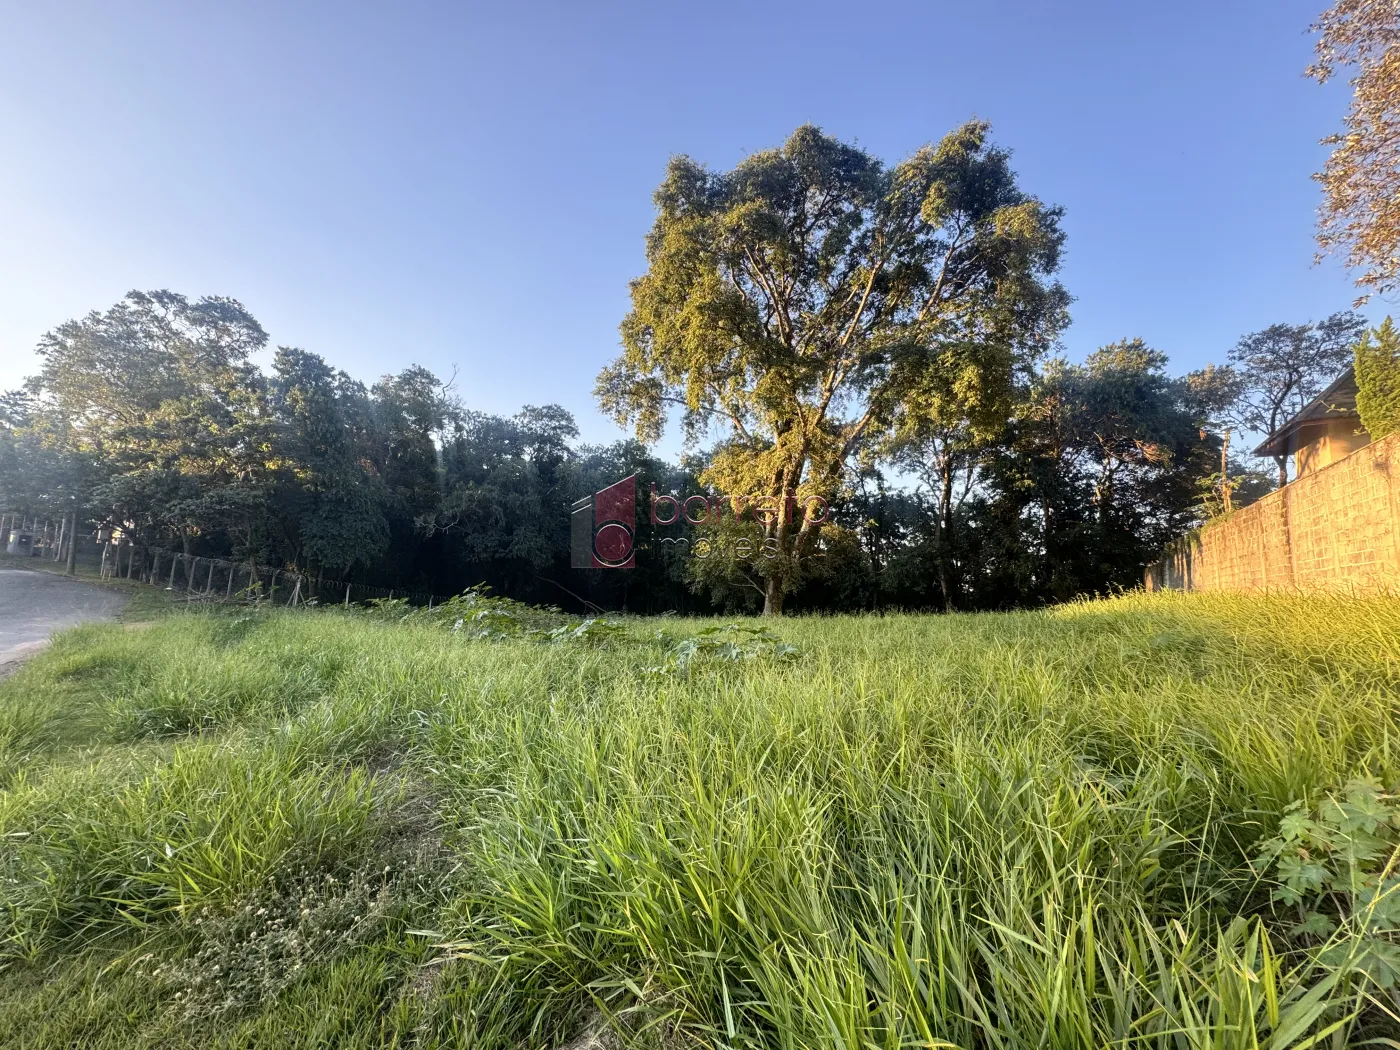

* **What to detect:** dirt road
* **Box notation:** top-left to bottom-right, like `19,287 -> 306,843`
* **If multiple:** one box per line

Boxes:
0,569 -> 128,670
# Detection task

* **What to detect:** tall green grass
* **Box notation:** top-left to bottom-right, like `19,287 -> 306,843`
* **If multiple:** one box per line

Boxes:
0,592 -> 1396,1048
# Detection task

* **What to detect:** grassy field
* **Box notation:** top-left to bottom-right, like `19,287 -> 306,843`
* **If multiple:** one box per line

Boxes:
0,591 -> 1397,1048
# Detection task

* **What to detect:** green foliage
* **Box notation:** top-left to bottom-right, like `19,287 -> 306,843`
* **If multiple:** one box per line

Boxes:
27,291 -> 276,551
1057,340 -> 1216,526
3,279 -> 1240,615
1354,316 -> 1400,440
368,585 -> 630,646
599,122 -> 1069,613
938,339 -> 1222,605
0,392 -> 103,522
0,751 -> 395,955
1255,779 -> 1400,992
268,347 -> 390,574
0,594 -> 1398,1045
429,586 -> 564,640
643,622 -> 800,674
1195,461 -> 1276,519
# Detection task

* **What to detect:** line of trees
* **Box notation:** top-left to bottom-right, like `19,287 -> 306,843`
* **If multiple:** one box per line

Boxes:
0,290 -> 705,612
594,122 -> 1371,613
0,125 -> 1380,615
0,285 -> 1362,615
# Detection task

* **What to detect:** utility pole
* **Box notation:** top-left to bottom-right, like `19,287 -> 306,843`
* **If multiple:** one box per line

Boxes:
1220,429 -> 1233,514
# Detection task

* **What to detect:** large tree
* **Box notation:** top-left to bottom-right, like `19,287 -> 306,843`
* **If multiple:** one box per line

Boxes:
267,347 -> 389,574
1308,0 -> 1400,302
428,405 -> 578,586
973,342 -> 1216,602
25,290 -> 273,556
597,122 -> 1069,614
1056,341 -> 1213,533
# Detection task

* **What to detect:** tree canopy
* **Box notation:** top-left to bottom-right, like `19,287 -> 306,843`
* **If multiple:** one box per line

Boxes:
1308,0 -> 1400,302
1355,316 -> 1400,440
597,121 -> 1069,613
1,283 -> 1243,615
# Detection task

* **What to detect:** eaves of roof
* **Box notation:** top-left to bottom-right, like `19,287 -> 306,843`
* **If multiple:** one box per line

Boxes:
1252,366 -> 1361,457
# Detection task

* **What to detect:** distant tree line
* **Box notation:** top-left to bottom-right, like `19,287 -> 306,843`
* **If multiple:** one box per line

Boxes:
0,290 -> 702,612
0,284 -> 1370,615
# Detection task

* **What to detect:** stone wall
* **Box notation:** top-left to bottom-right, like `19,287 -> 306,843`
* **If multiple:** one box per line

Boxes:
1145,432 -> 1400,593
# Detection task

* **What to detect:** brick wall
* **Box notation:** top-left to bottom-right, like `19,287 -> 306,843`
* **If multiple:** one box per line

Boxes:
1145,432 -> 1400,593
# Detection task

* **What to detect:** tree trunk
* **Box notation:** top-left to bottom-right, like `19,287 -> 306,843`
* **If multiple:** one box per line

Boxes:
762,574 -> 785,616
65,512 -> 78,575
759,465 -> 798,616
1275,455 -> 1288,489
1041,494 -> 1053,595
938,462 -> 955,612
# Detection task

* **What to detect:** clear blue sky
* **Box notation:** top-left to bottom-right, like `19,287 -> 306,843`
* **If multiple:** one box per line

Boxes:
0,0 -> 1382,446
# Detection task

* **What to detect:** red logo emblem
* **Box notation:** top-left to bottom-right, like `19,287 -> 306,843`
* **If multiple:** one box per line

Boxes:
571,475 -> 635,569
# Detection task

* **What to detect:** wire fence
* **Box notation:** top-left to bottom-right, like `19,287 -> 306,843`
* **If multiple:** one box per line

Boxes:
98,543 -> 455,609
2,513 -> 456,609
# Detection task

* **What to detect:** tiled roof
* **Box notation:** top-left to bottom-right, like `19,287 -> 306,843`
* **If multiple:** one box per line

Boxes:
1252,366 -> 1361,457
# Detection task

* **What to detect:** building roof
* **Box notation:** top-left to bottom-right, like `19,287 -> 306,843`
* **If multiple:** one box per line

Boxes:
1252,365 -> 1361,457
